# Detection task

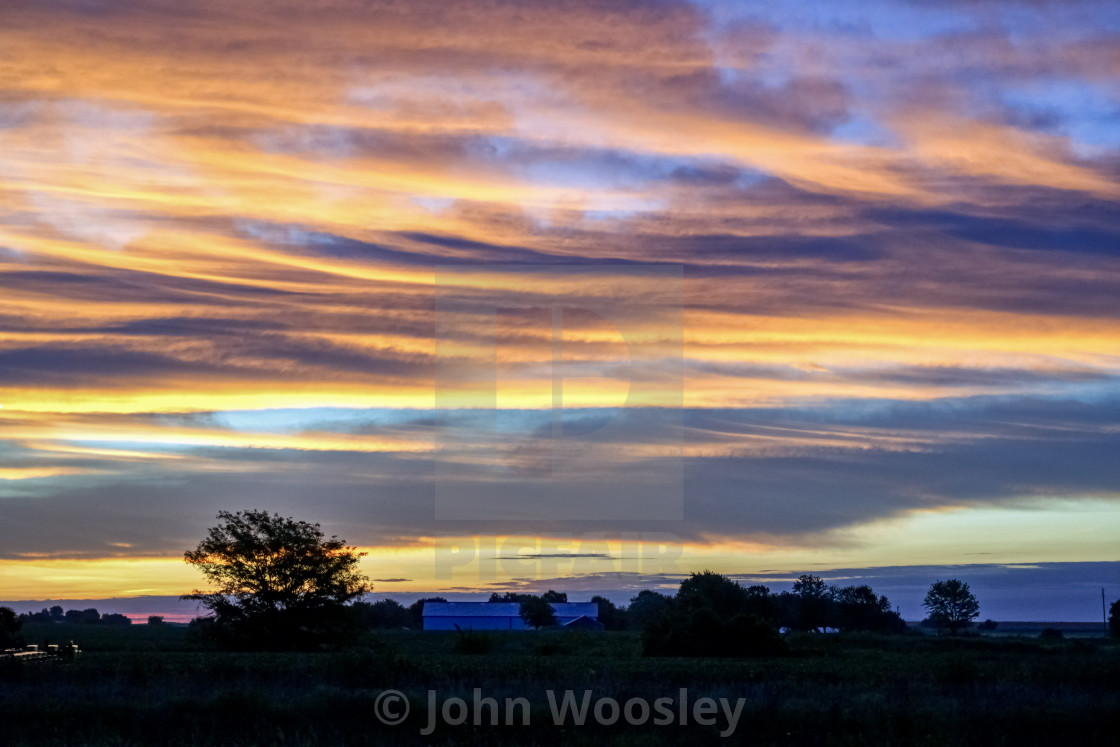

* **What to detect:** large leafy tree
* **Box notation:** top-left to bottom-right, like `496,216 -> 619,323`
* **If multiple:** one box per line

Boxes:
788,573 -> 837,632
641,572 -> 786,658
183,510 -> 371,649
519,595 -> 558,629
627,589 -> 672,631
923,579 -> 980,635
834,585 -> 905,633
677,570 -> 750,618
591,595 -> 628,630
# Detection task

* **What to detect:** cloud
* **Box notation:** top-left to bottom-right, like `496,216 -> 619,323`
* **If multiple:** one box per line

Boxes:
0,0 -> 1118,595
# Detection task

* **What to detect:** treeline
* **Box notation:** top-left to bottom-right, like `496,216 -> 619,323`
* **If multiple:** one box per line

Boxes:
632,571 -> 906,657
348,596 -> 447,631
17,606 -> 132,626
2,605 -> 131,651
353,572 -> 905,657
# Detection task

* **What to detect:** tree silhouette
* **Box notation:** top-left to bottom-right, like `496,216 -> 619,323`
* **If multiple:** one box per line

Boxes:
923,579 -> 979,635
489,591 -> 530,602
789,573 -> 837,632
591,595 -> 628,630
65,608 -> 100,624
352,599 -> 412,630
0,606 -> 22,649
834,585 -> 905,633
627,590 -> 671,631
1110,599 -> 1119,638
641,572 -> 786,658
519,595 -> 557,629
677,570 -> 750,618
182,509 -> 370,649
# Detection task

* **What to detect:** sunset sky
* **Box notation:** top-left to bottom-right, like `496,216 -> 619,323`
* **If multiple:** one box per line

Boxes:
2,0 -> 1119,621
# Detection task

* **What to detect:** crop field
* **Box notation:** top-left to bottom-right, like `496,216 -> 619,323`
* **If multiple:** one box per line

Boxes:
2,623 -> 1119,746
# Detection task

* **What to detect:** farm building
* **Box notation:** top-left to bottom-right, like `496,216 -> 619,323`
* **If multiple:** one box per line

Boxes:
422,602 -> 600,631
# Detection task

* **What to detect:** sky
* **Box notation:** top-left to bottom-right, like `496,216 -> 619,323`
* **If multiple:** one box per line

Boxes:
1,0 -> 1119,621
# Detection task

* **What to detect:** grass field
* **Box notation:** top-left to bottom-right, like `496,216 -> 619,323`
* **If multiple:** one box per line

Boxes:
3,623 -> 1119,746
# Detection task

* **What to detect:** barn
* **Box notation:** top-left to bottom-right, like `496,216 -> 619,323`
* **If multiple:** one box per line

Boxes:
422,602 -> 600,631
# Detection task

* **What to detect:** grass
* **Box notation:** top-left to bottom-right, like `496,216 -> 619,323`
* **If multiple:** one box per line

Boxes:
2,624 -> 1118,745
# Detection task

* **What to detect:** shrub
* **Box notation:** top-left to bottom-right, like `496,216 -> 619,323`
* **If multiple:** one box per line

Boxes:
452,628 -> 493,655
643,610 -> 786,658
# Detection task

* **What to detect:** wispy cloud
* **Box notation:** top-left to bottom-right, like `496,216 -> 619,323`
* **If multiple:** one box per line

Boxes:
1,0 -> 1118,600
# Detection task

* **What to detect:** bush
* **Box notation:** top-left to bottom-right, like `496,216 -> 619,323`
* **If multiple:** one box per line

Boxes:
643,610 -> 786,658
0,607 -> 23,649
352,599 -> 413,630
451,628 -> 493,655
1039,628 -> 1064,641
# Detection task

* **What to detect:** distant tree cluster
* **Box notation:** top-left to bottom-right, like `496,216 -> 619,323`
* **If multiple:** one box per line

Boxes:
637,571 -> 908,657
590,595 -> 628,630
482,590 -> 568,629
178,509 -> 990,652
16,606 -> 131,626
642,573 -> 785,657
350,597 -> 447,630
488,590 -> 568,604
1,606 -> 23,649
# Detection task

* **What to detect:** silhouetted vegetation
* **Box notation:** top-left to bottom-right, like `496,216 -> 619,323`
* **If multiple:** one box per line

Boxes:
923,579 -> 981,635
590,595 -> 628,630
641,572 -> 785,657
626,589 -> 671,630
488,589 -> 567,603
0,606 -> 22,649
17,607 -> 131,626
518,595 -> 558,629
1111,599 -> 1120,638
352,599 -> 413,630
4,620 -> 1119,746
65,608 -> 103,625
451,627 -> 494,654
786,572 -> 834,631
644,608 -> 786,658
182,509 -> 371,650
632,571 -> 911,657
407,597 -> 446,629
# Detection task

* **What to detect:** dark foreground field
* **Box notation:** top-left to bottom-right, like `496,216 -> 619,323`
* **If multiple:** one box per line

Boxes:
2,623 -> 1119,746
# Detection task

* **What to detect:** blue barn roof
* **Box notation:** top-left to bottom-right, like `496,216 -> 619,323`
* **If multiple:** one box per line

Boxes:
423,602 -> 598,618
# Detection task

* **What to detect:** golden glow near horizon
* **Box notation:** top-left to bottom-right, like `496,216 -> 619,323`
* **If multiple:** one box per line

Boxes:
6,498 -> 1119,600
2,0 -> 1119,603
